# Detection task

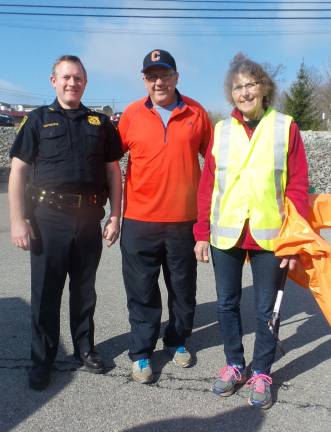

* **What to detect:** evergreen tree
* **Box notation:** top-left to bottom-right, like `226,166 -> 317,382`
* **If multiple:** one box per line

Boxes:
283,62 -> 321,130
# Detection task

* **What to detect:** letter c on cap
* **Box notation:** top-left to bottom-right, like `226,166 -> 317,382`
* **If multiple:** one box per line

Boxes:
151,50 -> 161,62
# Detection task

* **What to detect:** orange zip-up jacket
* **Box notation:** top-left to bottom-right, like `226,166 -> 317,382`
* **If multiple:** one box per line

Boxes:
118,92 -> 213,222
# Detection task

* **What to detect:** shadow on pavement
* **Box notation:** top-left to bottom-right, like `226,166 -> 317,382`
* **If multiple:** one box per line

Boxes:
190,277 -> 330,386
122,405 -> 265,432
97,275 -> 330,387
0,297 -> 74,432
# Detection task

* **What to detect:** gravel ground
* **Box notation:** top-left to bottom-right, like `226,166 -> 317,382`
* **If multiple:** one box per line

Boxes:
0,126 -> 330,193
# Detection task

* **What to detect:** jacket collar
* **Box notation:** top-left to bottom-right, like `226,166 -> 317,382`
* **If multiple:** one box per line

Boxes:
48,98 -> 89,114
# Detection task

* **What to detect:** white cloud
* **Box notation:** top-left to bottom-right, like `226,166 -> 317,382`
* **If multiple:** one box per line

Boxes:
0,78 -> 39,104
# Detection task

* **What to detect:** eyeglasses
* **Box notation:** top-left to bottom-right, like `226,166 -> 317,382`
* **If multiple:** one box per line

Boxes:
232,81 -> 260,94
144,72 -> 177,83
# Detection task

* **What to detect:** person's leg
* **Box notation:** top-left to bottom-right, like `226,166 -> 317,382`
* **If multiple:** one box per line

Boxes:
247,249 -> 286,409
29,206 -> 71,389
120,218 -> 164,361
162,221 -> 197,348
161,221 -> 196,367
210,246 -> 247,397
249,250 -> 285,374
211,246 -> 246,366
30,206 -> 70,367
68,210 -> 103,362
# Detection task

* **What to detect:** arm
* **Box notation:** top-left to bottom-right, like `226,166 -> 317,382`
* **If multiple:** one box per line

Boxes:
199,109 -> 213,157
193,138 -> 216,263
8,157 -> 35,250
117,108 -> 130,153
103,161 -> 122,247
279,122 -> 309,270
285,122 -> 309,218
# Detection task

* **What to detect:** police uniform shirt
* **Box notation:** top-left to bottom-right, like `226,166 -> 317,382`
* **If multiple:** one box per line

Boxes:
10,99 -> 123,193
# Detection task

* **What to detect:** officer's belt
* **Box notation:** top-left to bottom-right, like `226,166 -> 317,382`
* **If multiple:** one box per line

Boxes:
28,187 -> 107,209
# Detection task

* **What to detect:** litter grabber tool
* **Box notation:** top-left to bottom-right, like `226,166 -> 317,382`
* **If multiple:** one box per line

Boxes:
268,267 -> 288,357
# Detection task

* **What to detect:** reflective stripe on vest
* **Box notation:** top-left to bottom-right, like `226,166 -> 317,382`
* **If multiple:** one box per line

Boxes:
210,108 -> 292,250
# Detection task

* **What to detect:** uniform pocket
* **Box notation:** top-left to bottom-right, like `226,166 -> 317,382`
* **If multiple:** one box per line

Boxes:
85,125 -> 104,159
39,125 -> 68,159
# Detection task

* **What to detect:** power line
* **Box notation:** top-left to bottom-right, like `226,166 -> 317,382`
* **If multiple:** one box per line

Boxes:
0,12 -> 331,19
144,0 -> 331,2
1,20 -> 330,36
0,4 -> 330,12
2,1 -> 331,4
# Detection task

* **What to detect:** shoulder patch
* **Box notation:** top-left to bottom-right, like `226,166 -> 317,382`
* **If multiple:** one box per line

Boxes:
87,115 -> 101,126
17,115 -> 28,133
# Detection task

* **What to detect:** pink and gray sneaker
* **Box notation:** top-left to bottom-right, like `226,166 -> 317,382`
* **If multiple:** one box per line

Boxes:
212,364 -> 247,397
247,372 -> 273,409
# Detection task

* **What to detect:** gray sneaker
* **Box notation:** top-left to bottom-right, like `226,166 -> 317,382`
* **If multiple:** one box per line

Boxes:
164,345 -> 192,368
247,373 -> 273,409
212,364 -> 247,397
132,359 -> 153,384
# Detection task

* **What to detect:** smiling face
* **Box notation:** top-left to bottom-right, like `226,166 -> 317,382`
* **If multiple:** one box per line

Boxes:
50,60 -> 87,109
231,73 -> 266,121
143,66 -> 178,107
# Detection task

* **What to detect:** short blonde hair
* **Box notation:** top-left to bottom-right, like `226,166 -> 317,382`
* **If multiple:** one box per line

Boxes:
52,55 -> 87,80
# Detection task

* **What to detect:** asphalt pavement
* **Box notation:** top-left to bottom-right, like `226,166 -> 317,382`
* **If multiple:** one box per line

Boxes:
0,182 -> 330,432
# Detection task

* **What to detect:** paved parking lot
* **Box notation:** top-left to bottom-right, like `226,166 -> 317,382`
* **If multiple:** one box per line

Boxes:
0,183 -> 330,432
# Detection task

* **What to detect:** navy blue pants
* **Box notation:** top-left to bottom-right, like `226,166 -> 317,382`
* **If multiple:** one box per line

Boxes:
120,218 -> 197,361
211,246 -> 286,374
30,205 -> 103,366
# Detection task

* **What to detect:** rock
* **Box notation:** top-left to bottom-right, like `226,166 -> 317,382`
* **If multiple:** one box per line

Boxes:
1,126 -> 330,193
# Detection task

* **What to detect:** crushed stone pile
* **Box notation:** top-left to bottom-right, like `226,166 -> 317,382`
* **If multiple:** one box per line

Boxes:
1,127 -> 330,193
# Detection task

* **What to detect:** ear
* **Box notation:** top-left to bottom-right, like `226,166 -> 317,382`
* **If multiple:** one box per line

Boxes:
143,77 -> 149,92
50,74 -> 56,89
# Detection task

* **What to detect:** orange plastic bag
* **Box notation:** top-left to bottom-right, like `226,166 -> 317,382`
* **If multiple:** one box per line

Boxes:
274,195 -> 331,326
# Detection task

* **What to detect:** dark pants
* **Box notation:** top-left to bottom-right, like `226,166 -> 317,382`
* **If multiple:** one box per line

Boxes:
30,205 -> 103,366
211,246 -> 286,374
120,218 -> 197,361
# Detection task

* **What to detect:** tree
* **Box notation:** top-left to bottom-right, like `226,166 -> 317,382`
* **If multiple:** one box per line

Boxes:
283,62 -> 321,130
102,105 -> 113,117
315,58 -> 331,130
207,111 -> 223,126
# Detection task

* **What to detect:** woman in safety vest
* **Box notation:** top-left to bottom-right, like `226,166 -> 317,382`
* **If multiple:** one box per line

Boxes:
193,53 -> 309,409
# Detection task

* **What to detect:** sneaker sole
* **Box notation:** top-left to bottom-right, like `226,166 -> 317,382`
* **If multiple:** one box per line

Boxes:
248,397 -> 273,410
172,358 -> 192,368
84,366 -> 105,374
212,386 -> 236,397
131,373 -> 153,384
212,376 -> 247,398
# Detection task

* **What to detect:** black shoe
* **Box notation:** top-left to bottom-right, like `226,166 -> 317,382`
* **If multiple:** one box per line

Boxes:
75,350 -> 105,374
29,365 -> 51,391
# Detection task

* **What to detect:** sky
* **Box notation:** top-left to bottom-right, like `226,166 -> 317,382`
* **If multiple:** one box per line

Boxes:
0,0 -> 330,116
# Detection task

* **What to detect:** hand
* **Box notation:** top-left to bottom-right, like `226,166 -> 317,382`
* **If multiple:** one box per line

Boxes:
103,216 -> 120,247
11,219 -> 35,251
194,241 -> 210,263
279,255 -> 299,271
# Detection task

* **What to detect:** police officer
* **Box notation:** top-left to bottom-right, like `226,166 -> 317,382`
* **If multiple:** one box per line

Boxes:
8,55 -> 123,390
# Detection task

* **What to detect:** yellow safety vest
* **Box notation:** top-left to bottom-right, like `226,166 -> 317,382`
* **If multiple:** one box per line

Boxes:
210,107 -> 292,251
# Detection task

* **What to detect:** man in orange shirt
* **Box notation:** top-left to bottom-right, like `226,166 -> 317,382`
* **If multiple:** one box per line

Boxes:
118,49 -> 212,384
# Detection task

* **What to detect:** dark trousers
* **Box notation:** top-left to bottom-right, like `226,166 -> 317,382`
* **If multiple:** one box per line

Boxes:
120,218 -> 197,361
211,246 -> 286,374
30,205 -> 103,366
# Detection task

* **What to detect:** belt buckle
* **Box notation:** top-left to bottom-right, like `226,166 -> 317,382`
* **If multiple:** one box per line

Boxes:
71,193 -> 82,208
